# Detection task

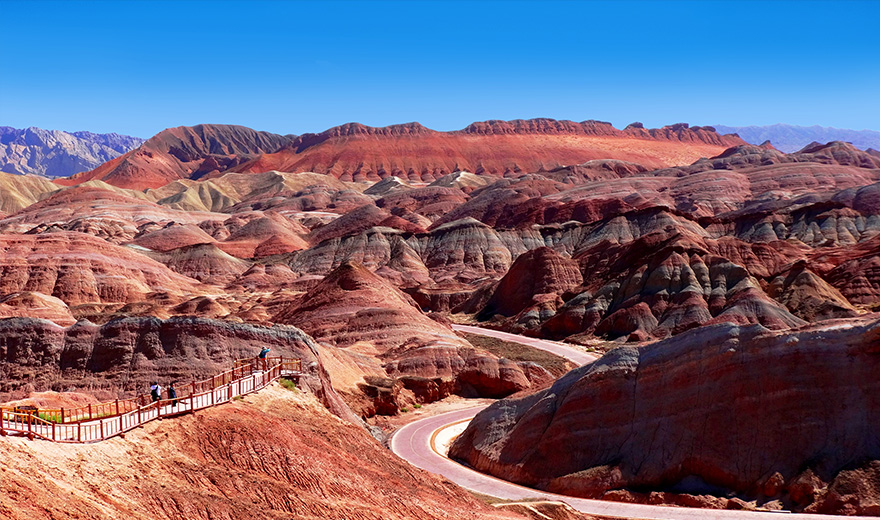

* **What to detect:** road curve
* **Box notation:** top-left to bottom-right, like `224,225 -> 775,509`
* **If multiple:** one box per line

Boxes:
391,406 -> 860,520
452,324 -> 598,366
392,326 -> 864,520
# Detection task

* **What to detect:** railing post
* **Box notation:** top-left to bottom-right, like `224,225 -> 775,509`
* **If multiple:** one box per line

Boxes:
78,422 -> 81,442
115,399 -> 119,416
52,421 -> 55,441
88,403 -> 92,420
61,407 -> 65,424
100,419 -> 104,439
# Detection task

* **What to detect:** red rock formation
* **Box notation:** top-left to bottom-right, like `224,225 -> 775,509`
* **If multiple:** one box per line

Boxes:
272,261 -> 530,412
147,243 -> 251,285
0,232 -> 204,307
766,261 -> 859,321
375,186 -> 470,222
57,124 -> 291,189
129,223 -> 217,252
233,119 -> 743,183
0,187 -> 224,240
0,315 -> 355,420
479,247 -> 583,320
0,292 -> 76,326
216,211 -> 310,258
274,261 -> 476,352
539,231 -> 805,341
451,317 -> 880,515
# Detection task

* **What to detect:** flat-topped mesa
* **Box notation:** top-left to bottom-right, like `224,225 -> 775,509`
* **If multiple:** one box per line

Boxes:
287,122 -> 437,153
456,118 -> 619,136
246,118 -> 744,181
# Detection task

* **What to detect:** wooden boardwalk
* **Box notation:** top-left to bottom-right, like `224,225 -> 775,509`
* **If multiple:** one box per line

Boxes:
0,356 -> 302,443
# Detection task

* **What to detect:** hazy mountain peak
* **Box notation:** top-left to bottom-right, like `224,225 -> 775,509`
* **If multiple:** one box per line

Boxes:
0,126 -> 144,178
714,123 -> 880,153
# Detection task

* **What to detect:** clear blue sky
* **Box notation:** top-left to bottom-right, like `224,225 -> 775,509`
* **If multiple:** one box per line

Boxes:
2,0 -> 878,138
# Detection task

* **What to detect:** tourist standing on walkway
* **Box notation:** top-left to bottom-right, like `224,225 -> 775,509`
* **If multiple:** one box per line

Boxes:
258,347 -> 270,371
168,382 -> 177,408
150,382 -> 162,403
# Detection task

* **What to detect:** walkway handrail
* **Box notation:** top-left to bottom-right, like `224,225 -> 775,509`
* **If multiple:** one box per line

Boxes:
0,356 -> 302,443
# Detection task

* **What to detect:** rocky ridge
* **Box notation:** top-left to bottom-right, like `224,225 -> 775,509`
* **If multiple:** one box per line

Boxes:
0,126 -> 143,178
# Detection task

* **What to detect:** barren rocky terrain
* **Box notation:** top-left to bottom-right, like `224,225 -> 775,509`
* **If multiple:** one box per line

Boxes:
2,118 -> 880,517
0,384 -> 534,520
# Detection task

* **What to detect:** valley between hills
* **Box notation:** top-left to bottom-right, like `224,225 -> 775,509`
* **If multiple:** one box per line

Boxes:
2,119 -> 880,518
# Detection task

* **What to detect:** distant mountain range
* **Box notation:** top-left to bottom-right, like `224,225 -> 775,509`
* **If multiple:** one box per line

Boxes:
0,127 -> 144,178
59,120 -> 745,190
714,124 -> 880,153
7,122 -> 878,182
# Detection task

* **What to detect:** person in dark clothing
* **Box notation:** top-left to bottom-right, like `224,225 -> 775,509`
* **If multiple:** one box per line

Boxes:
150,381 -> 161,403
168,382 -> 177,408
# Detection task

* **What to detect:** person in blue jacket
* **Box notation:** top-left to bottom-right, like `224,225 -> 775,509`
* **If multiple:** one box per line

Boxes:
258,347 -> 270,370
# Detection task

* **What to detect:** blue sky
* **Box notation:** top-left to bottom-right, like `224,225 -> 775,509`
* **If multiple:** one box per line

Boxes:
2,0 -> 878,138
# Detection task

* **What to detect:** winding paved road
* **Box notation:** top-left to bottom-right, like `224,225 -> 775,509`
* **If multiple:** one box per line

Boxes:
392,325 -> 862,520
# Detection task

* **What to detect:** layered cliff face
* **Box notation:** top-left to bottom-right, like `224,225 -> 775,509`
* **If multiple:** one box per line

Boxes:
450,317 -> 880,515
0,126 -> 143,178
0,315 -> 356,421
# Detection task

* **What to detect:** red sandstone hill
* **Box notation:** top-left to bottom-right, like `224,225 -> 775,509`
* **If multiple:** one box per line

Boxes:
58,120 -> 744,189
234,119 -> 744,182
57,124 -> 291,189
272,261 -> 534,415
451,317 -> 880,515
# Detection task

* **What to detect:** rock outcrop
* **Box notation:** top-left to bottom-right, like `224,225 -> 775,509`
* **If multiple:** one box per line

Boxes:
479,247 -> 582,325
0,315 -> 354,422
0,171 -> 60,213
272,262 -> 530,414
451,317 -> 880,515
